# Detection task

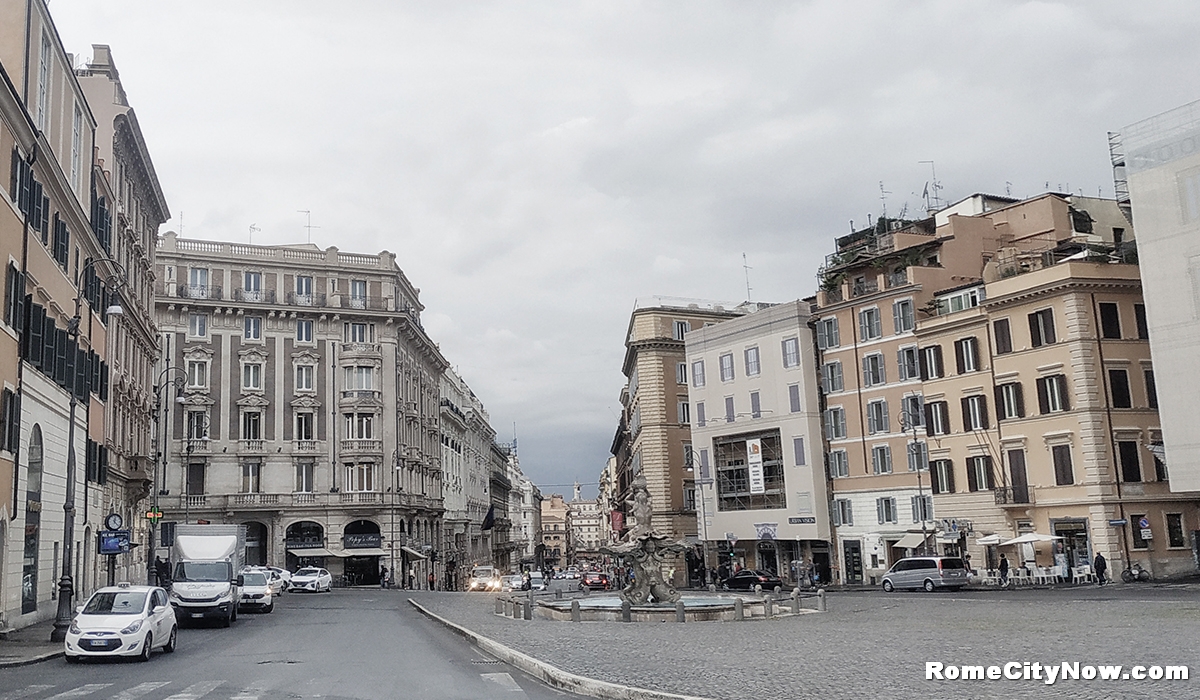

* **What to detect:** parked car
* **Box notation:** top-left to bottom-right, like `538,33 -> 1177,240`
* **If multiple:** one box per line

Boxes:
579,572 -> 611,591
565,567 -> 580,579
244,566 -> 286,597
290,567 -> 333,593
720,569 -> 783,591
65,583 -> 177,662
527,572 -> 547,591
238,570 -> 275,612
500,574 -> 525,592
265,566 -> 292,590
881,557 -> 969,592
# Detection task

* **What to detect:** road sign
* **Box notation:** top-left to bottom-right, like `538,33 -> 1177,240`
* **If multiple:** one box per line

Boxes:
1141,528 -> 1154,540
1138,517 -> 1151,529
1108,519 -> 1127,526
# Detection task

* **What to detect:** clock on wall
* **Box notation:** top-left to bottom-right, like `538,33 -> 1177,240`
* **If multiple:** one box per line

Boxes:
104,513 -> 123,531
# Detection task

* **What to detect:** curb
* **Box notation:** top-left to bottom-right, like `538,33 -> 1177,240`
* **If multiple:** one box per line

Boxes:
0,649 -> 63,668
408,599 -> 715,700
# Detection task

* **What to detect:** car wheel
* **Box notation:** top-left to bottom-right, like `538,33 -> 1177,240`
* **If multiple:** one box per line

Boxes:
65,654 -> 81,664
139,633 -> 153,662
882,580 -> 894,593
923,579 -> 936,593
264,602 -> 274,613
163,626 -> 177,653
222,611 -> 232,628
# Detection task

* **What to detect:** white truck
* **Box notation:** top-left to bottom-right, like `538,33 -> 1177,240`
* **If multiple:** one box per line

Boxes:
168,524 -> 246,627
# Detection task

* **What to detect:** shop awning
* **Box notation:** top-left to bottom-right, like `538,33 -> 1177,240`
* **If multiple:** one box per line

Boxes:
936,533 -> 960,543
341,548 -> 387,557
400,546 -> 428,560
289,547 -> 334,557
894,532 -> 928,550
975,534 -> 1002,546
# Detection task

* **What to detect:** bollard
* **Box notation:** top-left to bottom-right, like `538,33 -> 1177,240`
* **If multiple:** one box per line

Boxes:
495,598 -> 504,615
790,588 -> 800,614
708,583 -> 717,593
555,589 -> 562,600
765,597 -> 774,619
734,597 -> 744,621
510,599 -> 519,618
621,600 -> 632,623
675,600 -> 686,623
773,585 -> 782,600
817,588 -> 827,612
523,601 -> 532,620
754,584 -> 762,597
582,585 -> 590,597
571,600 -> 581,623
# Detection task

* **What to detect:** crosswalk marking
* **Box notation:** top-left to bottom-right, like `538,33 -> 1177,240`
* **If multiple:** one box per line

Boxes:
0,686 -> 54,700
481,672 -> 527,694
162,681 -> 224,700
44,685 -> 113,699
229,681 -> 268,700
109,682 -> 173,700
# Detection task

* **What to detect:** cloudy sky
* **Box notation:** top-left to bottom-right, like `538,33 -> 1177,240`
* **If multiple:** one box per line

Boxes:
50,0 -> 1200,497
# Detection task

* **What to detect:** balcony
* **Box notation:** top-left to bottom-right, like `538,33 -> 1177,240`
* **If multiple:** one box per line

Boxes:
182,438 -> 210,454
339,491 -> 381,504
341,389 -> 382,405
293,439 -> 319,452
341,438 -> 383,454
885,268 -> 910,288
340,342 -> 382,356
233,288 -> 277,304
178,285 -> 223,301
184,495 -> 207,508
851,278 -> 879,298
994,486 -> 1035,506
230,493 -> 281,507
286,291 -> 327,308
239,439 -> 266,453
340,296 -> 388,311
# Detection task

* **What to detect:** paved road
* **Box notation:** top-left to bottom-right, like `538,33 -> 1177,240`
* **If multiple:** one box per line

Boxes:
0,588 -> 585,700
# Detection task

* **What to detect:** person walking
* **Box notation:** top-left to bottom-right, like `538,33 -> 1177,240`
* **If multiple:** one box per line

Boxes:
1094,552 -> 1108,586
380,566 -> 389,589
999,553 -> 1010,587
427,571 -> 435,590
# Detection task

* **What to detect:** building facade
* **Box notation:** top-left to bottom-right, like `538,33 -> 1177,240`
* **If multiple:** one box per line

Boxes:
566,486 -> 602,567
540,493 -> 568,572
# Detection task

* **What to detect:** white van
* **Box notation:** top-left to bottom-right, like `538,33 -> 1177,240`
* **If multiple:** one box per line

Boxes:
881,557 -> 969,592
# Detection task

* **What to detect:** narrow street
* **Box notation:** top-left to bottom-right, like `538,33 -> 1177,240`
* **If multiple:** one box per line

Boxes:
0,589 -> 583,700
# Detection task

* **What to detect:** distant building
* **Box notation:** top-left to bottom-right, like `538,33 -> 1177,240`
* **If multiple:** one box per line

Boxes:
540,494 -> 568,571
567,484 -> 603,565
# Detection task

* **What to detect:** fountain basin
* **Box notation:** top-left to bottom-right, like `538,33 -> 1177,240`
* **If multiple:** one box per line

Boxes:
533,594 -> 819,622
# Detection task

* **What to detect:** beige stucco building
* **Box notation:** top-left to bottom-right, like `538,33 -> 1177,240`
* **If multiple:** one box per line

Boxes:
540,493 -> 568,571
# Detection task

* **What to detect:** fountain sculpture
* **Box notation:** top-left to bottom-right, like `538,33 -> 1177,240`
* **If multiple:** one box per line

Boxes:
599,474 -> 687,605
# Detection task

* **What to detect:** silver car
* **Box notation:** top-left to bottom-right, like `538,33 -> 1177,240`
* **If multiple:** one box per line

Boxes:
881,557 -> 968,592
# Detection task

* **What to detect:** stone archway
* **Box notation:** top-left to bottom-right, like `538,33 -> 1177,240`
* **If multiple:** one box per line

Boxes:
285,520 -> 325,570
244,521 -> 269,566
23,425 -> 44,614
343,520 -> 382,585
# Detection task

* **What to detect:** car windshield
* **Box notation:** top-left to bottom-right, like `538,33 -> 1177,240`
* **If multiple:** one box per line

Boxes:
243,572 -> 268,586
174,561 -> 232,582
296,568 -> 321,577
83,591 -> 147,615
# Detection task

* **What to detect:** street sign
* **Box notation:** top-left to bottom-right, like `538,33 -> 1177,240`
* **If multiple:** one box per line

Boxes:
725,532 -> 737,547
1138,517 -> 1151,529
1108,519 -> 1127,526
1141,528 -> 1154,540
98,530 -> 131,555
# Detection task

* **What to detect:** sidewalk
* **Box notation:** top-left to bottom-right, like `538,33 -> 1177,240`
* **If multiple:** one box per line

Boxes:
0,620 -> 63,667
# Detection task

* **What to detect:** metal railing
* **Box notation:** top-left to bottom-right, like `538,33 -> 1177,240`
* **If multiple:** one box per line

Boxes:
341,389 -> 382,403
340,296 -> 388,310
851,279 -> 879,297
286,291 -> 327,307
233,288 -> 277,303
178,285 -> 223,300
994,486 -> 1034,505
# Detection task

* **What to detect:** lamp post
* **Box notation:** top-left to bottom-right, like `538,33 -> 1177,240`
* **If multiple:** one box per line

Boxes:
51,259 -> 126,642
900,406 -> 930,556
148,366 -> 187,585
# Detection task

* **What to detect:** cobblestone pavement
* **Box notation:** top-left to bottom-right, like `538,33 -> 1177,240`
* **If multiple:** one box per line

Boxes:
409,585 -> 1200,700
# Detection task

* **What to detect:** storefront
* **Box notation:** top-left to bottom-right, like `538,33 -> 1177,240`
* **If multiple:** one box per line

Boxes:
1051,518 -> 1092,570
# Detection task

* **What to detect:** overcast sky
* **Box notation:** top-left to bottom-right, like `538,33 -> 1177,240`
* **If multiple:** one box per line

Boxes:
49,0 -> 1200,498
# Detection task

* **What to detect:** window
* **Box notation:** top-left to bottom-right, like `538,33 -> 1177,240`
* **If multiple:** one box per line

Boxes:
1036,375 -> 1070,413
187,361 -> 208,388
907,441 -> 928,472
241,411 -> 262,440
296,275 -> 314,299
36,33 -> 50,129
295,412 -> 314,441
825,407 -> 847,439
1130,514 -> 1148,549
1166,514 -> 1186,548
691,360 -> 705,388
911,495 -> 933,523
924,401 -> 949,436
349,279 -> 367,307
1134,303 -> 1149,340
719,354 -> 735,382
828,450 -> 848,478
1028,309 -> 1056,347
241,461 -> 261,493
954,337 -> 980,373
892,299 -> 915,334
188,267 -> 208,293
876,497 -> 898,524
930,459 -> 955,494
724,396 -> 735,422
344,366 -> 374,390
673,320 -> 690,340
188,313 -> 207,338
871,444 -> 892,474
244,316 -> 262,340
901,395 -> 924,430
676,362 -> 687,385
816,317 -> 840,349
781,337 -> 800,368
242,363 -> 262,390
296,365 -> 315,391
243,271 -> 263,301
822,361 -> 844,393
0,388 -> 19,453
1052,445 -> 1074,485
678,400 -> 690,424
832,498 -> 853,526
4,263 -> 20,330
897,346 -> 919,381
346,462 -> 376,492
966,456 -> 994,492
1109,369 -> 1132,408
1153,450 -> 1168,482
994,318 -> 1013,354
295,460 -> 315,493
297,319 -> 313,343
749,391 -> 761,418
344,322 -> 373,343
696,402 -> 706,427
1117,440 -> 1141,482
788,385 -> 802,413
683,485 -> 696,512
859,308 -> 882,341
744,347 -> 761,376
936,287 -> 983,315
961,395 -> 988,431
920,345 -> 944,379
996,383 -> 1025,420
186,411 -> 208,440
345,413 -> 375,439
863,353 -> 886,386
1099,302 -> 1121,339
866,399 -> 889,434
1145,369 -> 1158,409
70,104 -> 82,191
792,437 -> 806,466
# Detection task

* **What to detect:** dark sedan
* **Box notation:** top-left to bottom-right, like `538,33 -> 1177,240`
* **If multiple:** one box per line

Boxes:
579,572 -> 612,591
720,569 -> 783,591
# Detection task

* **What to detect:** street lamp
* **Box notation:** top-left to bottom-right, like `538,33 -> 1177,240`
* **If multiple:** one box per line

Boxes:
51,258 -> 126,642
899,406 -> 930,556
148,366 -> 187,585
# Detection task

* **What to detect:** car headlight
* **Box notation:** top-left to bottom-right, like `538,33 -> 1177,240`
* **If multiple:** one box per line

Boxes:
120,619 -> 143,635
69,620 -> 81,635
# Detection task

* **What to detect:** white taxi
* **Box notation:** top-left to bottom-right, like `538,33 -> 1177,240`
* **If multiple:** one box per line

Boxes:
289,567 -> 332,592
65,583 -> 177,662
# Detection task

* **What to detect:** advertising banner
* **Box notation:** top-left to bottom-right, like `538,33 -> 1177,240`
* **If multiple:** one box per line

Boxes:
747,438 -> 765,495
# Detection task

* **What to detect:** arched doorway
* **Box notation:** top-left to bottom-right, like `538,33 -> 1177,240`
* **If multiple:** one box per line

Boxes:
244,521 -> 268,566
285,521 -> 325,570
22,426 -> 44,614
343,520 -> 382,585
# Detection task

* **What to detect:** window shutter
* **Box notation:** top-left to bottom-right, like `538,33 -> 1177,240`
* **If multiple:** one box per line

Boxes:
99,361 -> 109,400
933,346 -> 944,377
1058,375 -> 1071,411
859,312 -> 869,341
793,437 -> 805,466
837,410 -> 846,437
832,503 -> 842,526
42,319 -> 57,376
876,499 -> 885,524
1036,377 -> 1050,414
979,396 -> 989,430
1028,313 -> 1041,347
832,362 -> 842,390
1014,383 -> 1025,417
1043,312 -> 1056,344
919,347 -> 929,380
845,503 -> 853,526
911,496 -> 920,523
961,396 -> 971,432
945,462 -> 956,493
955,340 -> 966,374
983,456 -> 994,490
867,407 -> 876,434
896,349 -> 906,380
881,402 -> 888,433
788,384 -> 801,413
824,410 -> 833,437
969,338 -> 980,370
893,302 -> 903,335
872,312 -> 881,338
923,403 -> 935,437
966,459 -> 979,492
994,385 -> 1006,421
862,356 -> 871,386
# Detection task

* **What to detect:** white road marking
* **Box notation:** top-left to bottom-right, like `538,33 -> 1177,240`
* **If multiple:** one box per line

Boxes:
109,682 -> 172,700
0,686 -> 54,700
162,681 -> 224,700
230,681 -> 270,700
44,685 -> 113,699
480,673 -> 527,694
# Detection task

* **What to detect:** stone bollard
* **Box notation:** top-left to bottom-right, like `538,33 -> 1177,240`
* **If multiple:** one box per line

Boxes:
495,598 -> 504,615
582,586 -> 590,597
708,583 -> 717,593
555,589 -> 563,600
510,599 -> 519,618
571,600 -> 581,623
734,597 -> 744,621
773,585 -> 782,600
621,600 -> 632,623
790,588 -> 800,614
754,584 -> 762,597
817,588 -> 827,612
522,601 -> 532,620
765,597 -> 774,618
675,600 -> 686,623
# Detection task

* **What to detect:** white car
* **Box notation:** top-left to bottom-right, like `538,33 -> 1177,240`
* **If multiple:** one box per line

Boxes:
65,583 -> 177,662
265,566 -> 291,591
290,567 -> 333,592
500,574 -> 524,592
527,573 -> 547,591
238,570 -> 274,612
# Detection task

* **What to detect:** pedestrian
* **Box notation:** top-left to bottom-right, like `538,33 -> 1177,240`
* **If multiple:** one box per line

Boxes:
999,553 -> 1010,587
427,571 -> 435,590
155,556 -> 170,585
408,567 -> 415,590
1094,551 -> 1108,586
380,566 -> 389,589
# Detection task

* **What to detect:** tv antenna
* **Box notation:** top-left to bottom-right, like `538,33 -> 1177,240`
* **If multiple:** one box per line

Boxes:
879,181 -> 891,220
297,210 -> 320,244
248,223 -> 260,244
742,253 -> 753,301
919,160 -> 943,211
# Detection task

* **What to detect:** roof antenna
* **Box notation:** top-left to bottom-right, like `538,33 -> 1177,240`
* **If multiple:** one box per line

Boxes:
297,210 -> 320,243
248,223 -> 259,244
742,252 -> 753,302
919,160 -> 942,211
1005,182 -> 1013,197
879,181 -> 891,220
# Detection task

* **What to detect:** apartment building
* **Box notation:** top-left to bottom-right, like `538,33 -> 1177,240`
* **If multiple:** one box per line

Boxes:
686,300 -> 831,585
488,443 -> 515,574
541,493 -> 568,571
153,234 -> 447,587
567,487 -> 603,566
612,298 -> 760,587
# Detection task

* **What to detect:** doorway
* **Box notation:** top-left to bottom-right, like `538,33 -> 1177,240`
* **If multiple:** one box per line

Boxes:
842,540 -> 863,584
1052,519 -> 1091,569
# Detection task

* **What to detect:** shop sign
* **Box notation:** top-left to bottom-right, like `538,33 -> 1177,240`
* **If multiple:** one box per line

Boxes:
344,533 -> 382,549
788,517 -> 817,524
746,439 -> 765,495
